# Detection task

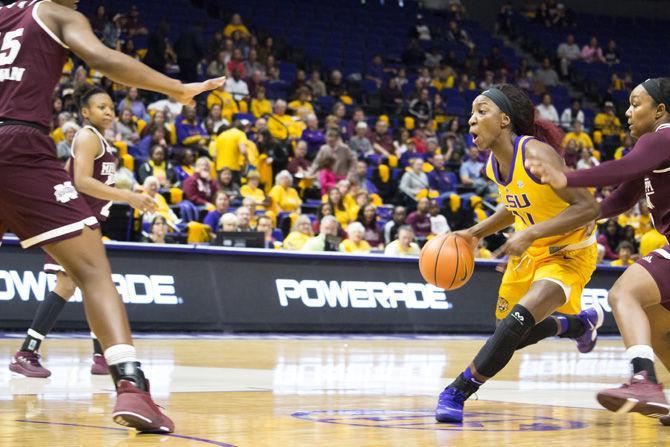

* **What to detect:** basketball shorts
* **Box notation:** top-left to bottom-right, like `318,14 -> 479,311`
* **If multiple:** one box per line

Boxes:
0,125 -> 98,249
495,242 -> 598,320
636,244 -> 670,311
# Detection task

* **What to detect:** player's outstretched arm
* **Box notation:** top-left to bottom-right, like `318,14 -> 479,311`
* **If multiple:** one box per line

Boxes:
39,2 -> 224,105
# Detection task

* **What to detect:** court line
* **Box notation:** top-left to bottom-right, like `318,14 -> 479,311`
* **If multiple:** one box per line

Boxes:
15,419 -> 237,446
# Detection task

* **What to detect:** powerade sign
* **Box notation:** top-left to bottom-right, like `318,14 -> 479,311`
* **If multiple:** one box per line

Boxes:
0,240 -> 626,333
0,270 -> 180,305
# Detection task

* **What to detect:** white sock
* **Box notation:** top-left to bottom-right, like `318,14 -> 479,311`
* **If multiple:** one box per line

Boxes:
626,345 -> 655,362
104,344 -> 137,366
90,331 -> 97,339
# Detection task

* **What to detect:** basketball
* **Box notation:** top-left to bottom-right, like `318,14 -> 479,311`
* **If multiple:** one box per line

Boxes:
419,233 -> 475,290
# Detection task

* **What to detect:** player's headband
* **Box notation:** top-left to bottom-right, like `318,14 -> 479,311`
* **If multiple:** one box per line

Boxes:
482,87 -> 516,128
641,78 -> 669,107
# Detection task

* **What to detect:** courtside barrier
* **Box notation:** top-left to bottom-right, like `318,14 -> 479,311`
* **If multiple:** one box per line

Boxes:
0,236 -> 624,333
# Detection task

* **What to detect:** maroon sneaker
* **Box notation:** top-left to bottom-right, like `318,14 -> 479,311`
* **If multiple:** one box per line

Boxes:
90,354 -> 109,375
112,380 -> 174,433
596,371 -> 670,417
9,351 -> 51,378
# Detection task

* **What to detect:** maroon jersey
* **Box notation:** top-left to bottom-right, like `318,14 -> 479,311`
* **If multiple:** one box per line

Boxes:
566,124 -> 670,239
0,1 -> 68,128
67,125 -> 116,222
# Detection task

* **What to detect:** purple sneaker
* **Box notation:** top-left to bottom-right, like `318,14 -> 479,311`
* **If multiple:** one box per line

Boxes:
9,351 -> 51,378
91,354 -> 109,375
435,387 -> 468,423
575,302 -> 604,353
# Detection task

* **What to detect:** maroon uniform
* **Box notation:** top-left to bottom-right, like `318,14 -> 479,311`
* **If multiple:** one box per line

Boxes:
44,126 -> 116,273
565,124 -> 670,308
0,1 -> 97,248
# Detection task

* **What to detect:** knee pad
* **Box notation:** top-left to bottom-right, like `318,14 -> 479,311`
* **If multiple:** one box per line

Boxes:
473,304 -> 536,378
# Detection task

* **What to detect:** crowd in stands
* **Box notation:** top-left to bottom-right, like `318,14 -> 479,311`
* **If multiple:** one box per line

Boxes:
42,1 -> 665,265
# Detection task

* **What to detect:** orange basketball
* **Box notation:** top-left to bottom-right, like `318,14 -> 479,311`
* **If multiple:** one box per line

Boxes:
419,233 -> 475,290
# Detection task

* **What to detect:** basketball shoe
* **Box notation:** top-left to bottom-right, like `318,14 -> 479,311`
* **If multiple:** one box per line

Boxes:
596,371 -> 669,417
575,302 -> 604,353
90,354 -> 109,375
113,379 -> 174,433
9,351 -> 51,378
435,374 -> 480,423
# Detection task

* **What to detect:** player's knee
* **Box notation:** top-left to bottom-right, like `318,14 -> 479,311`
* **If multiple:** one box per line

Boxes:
64,255 -> 111,287
607,284 -> 632,310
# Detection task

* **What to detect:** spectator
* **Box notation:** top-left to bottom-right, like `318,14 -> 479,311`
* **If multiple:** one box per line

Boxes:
207,50 -> 228,78
288,87 -> 314,115
269,170 -> 302,214
349,122 -> 374,158
308,129 -> 356,180
235,205 -> 254,231
226,48 -> 246,79
576,148 -> 599,170
408,88 -> 433,125
581,36 -> 606,63
256,215 -> 278,249
351,160 -> 377,195
560,98 -> 585,131
299,114 -> 325,160
358,204 -> 383,249
224,67 -> 249,103
604,39 -> 620,65
56,121 -> 79,163
249,87 -> 272,119
488,45 -> 507,71
141,176 -> 181,229
327,186 -> 354,227
459,147 -> 487,193
327,69 -> 347,98
429,199 -> 450,235
446,20 -> 474,49
369,119 -> 395,158
302,215 -> 341,251
598,219 -> 622,260
117,87 -> 148,121
244,49 -> 264,80
594,101 -> 624,148
218,167 -> 241,202
240,171 -> 269,209
137,144 -> 177,187
219,212 -> 239,232
175,105 -> 209,151
283,215 -> 314,250
535,93 -> 560,125
614,134 -> 635,160
313,202 -> 334,234
428,153 -> 456,196
384,206 -> 407,245
406,197 -> 432,241
144,22 -> 171,74
563,120 -> 594,150
316,155 -> 342,196
175,24 -> 205,83
424,47 -> 443,70
557,34 -> 580,77
413,14 -> 431,41
224,13 -> 251,38
365,55 -> 386,88
535,58 -> 559,87
205,104 -> 228,136
143,216 -> 169,244
213,121 -> 250,182
137,127 -> 168,161
125,5 -> 148,37
268,100 -> 293,141
148,95 -> 183,120
400,158 -> 430,206
384,225 -> 420,256
114,155 -> 137,191
183,157 -> 218,208
306,70 -> 327,98
611,241 -> 635,267
381,78 -> 404,117
207,84 -> 239,122
114,108 -> 140,146
203,191 -> 231,238
287,140 -> 311,176
257,36 -> 276,65
339,222 -> 371,253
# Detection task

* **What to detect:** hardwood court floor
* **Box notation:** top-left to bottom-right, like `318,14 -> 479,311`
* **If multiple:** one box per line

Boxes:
0,335 -> 668,447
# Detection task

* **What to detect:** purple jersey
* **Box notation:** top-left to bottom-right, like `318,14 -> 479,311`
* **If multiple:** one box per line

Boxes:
67,125 -> 116,222
566,124 -> 670,239
0,1 -> 68,128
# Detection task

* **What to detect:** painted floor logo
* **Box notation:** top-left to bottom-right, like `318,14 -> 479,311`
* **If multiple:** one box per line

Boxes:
291,409 -> 587,432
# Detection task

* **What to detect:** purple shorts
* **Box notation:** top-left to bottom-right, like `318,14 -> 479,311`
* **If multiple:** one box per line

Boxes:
636,244 -> 670,311
0,125 -> 98,249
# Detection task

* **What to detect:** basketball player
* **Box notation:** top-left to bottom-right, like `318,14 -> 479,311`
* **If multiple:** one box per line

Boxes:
435,84 -> 603,423
10,85 -> 156,378
0,0 -> 224,432
527,78 -> 670,423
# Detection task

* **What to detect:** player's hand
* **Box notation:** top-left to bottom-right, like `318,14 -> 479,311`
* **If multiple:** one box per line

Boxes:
175,76 -> 227,107
524,151 -> 568,189
127,192 -> 157,213
452,229 -> 479,251
494,230 -> 533,258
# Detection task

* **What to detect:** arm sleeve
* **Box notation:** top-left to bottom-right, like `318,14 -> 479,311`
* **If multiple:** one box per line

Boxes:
598,178 -> 645,219
566,132 -> 670,187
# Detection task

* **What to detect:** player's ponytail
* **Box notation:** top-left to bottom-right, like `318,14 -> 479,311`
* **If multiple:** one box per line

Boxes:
488,83 -> 564,154
73,84 -> 107,111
